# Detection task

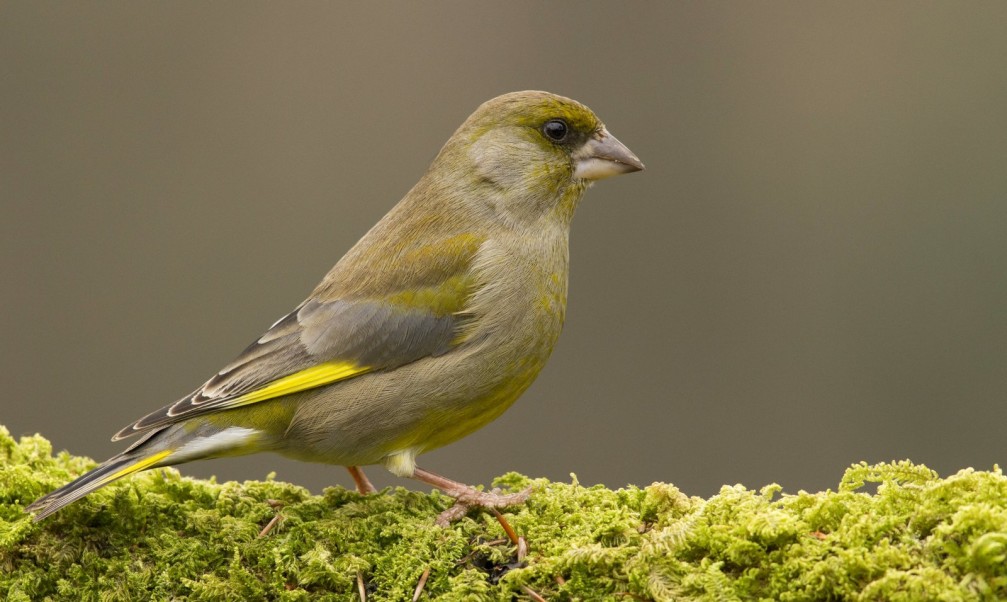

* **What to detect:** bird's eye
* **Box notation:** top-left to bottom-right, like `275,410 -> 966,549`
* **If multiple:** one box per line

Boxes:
542,119 -> 569,143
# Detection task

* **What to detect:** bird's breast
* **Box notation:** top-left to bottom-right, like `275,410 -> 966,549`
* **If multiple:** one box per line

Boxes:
463,227 -> 570,356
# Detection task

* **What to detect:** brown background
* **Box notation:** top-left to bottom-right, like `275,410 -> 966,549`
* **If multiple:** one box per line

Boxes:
3,3 -> 1007,498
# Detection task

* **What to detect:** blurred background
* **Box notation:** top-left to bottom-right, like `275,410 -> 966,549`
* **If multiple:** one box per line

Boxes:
3,3 -> 1007,498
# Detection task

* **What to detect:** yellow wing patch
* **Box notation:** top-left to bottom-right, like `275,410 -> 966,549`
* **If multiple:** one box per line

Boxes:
227,360 -> 370,408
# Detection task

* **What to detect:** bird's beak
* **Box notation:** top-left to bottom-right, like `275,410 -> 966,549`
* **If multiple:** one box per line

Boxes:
573,128 -> 645,181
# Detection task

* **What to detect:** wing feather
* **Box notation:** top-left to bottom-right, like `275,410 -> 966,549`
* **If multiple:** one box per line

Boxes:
113,235 -> 484,441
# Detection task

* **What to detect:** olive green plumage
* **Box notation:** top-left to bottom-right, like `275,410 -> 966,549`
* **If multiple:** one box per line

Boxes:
27,91 -> 644,521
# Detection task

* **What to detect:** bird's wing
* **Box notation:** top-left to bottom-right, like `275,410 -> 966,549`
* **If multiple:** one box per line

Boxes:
112,234 -> 484,441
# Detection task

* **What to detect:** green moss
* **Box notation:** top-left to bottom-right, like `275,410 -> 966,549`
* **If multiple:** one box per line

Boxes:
2,425 -> 1007,601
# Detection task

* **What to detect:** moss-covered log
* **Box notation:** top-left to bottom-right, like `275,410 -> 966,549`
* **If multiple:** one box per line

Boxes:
2,425 -> 1006,600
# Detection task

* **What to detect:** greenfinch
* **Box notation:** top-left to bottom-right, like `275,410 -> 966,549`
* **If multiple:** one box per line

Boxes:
27,91 -> 644,523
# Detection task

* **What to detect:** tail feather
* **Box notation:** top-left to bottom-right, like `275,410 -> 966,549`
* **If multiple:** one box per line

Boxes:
26,449 -> 172,522
27,422 -> 267,521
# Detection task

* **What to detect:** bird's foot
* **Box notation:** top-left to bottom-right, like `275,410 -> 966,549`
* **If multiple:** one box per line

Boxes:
410,466 -> 532,527
434,486 -> 532,527
454,486 -> 533,508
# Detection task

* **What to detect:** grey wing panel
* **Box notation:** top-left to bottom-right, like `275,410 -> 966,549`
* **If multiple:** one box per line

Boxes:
113,298 -> 462,440
297,298 -> 459,365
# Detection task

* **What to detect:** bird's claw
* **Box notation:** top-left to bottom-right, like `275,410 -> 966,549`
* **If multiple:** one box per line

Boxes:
455,486 -> 532,508
434,486 -> 532,527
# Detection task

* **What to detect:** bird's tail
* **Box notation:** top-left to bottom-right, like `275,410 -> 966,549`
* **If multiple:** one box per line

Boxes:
25,434 -> 174,522
26,421 -> 269,521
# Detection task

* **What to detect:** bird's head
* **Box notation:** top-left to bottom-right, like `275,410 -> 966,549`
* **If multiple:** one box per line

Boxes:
430,91 -> 644,225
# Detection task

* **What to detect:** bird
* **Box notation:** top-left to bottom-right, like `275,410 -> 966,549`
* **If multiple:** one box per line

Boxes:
26,90 -> 644,524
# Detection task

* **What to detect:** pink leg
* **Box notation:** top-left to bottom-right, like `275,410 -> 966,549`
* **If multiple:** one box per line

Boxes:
346,465 -> 377,495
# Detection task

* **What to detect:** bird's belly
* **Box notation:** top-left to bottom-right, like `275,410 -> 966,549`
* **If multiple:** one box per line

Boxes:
280,315 -> 561,467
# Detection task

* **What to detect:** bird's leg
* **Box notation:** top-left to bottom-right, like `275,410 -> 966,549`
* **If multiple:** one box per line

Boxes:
346,465 -> 377,495
411,466 -> 532,527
